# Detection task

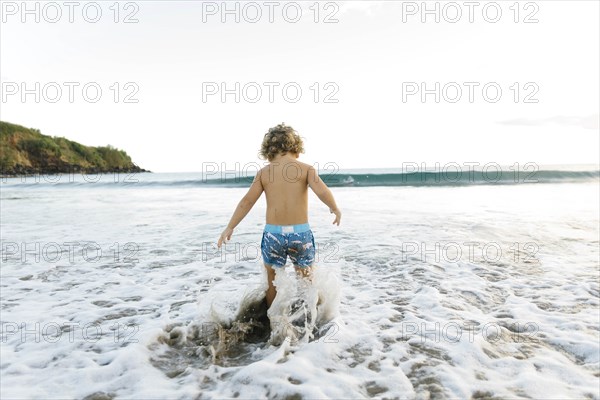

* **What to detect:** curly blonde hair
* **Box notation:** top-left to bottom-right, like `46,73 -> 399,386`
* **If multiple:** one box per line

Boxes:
259,123 -> 305,161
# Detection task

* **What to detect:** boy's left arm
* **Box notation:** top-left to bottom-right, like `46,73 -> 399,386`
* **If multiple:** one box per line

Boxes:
217,172 -> 264,248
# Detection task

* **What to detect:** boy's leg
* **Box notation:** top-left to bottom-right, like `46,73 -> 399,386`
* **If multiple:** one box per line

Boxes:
264,264 -> 277,308
293,265 -> 313,281
294,265 -> 322,306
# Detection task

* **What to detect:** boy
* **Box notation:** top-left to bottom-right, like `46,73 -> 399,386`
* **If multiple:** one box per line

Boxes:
217,123 -> 341,308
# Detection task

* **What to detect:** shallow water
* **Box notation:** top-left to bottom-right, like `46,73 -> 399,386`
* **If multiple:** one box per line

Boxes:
1,176 -> 599,399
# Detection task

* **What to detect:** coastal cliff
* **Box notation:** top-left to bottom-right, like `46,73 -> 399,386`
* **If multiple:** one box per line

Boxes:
0,121 -> 148,176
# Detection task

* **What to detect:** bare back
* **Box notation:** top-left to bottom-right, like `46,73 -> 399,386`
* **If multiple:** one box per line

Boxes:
260,159 -> 311,225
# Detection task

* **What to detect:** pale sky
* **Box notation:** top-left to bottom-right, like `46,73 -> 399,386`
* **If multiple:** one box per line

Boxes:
1,0 -> 598,172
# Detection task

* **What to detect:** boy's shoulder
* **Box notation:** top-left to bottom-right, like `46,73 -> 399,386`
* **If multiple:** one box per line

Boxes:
290,160 -> 313,171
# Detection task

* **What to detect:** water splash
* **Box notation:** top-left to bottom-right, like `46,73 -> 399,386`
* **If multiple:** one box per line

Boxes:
151,266 -> 341,378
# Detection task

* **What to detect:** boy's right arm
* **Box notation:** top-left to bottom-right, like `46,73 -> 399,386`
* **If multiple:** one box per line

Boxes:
308,167 -> 341,225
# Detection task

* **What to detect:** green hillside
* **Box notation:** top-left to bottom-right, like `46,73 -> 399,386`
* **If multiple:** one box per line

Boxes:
0,121 -> 147,175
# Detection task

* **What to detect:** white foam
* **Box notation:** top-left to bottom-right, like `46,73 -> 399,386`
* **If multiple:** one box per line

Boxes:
1,181 -> 598,399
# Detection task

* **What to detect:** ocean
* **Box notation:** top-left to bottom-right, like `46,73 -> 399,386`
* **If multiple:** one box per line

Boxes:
1,168 -> 599,399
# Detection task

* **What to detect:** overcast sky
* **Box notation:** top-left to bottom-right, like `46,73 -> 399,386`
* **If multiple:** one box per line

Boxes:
1,1 -> 598,172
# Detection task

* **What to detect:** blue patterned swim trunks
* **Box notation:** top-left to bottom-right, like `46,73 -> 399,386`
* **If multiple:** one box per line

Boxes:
261,223 -> 315,268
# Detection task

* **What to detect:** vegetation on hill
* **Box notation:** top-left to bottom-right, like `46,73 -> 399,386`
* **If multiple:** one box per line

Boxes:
0,121 -> 147,175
